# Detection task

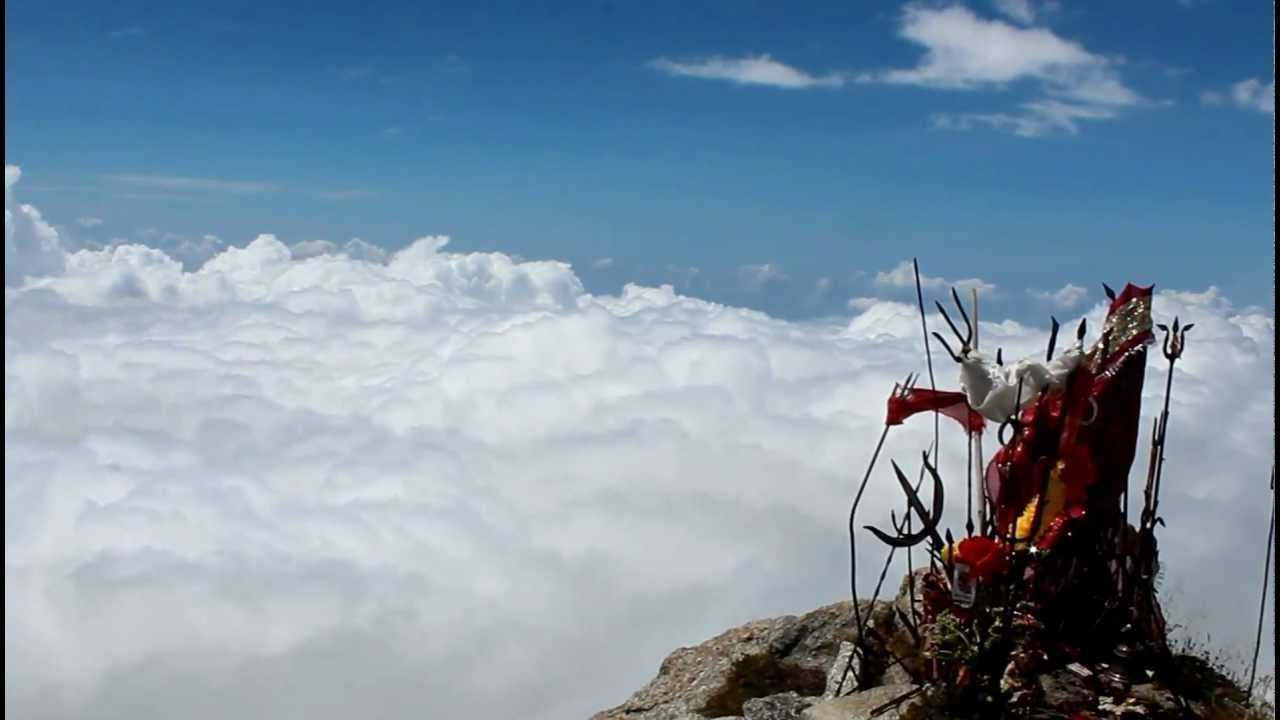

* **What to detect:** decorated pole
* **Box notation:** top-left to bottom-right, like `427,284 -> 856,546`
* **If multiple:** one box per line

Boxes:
1147,317 -> 1192,528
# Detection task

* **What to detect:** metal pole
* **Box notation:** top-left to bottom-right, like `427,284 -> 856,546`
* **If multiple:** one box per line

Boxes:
1246,466 -> 1275,702
848,425 -> 891,657
971,287 -> 985,536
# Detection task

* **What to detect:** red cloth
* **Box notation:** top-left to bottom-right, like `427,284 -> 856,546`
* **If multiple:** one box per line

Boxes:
885,388 -> 986,434
1107,282 -> 1154,316
988,282 -> 1153,542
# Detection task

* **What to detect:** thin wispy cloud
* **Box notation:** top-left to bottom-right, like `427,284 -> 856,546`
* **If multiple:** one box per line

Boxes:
932,99 -> 1119,137
648,55 -> 845,89
76,216 -> 104,228
1201,78 -> 1274,114
847,296 -> 881,312
105,174 -> 280,194
1229,78 -> 1273,113
736,263 -> 788,291
110,192 -> 194,202
807,277 -> 833,305
592,257 -> 615,270
316,190 -> 381,201
665,264 -> 700,289
23,184 -> 99,193
874,259 -> 996,296
864,4 -> 1143,137
991,0 -> 1060,25
109,26 -> 146,39
1028,282 -> 1089,310
1228,78 -> 1273,112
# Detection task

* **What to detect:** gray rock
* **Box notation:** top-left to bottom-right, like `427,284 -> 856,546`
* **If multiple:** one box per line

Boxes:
593,600 -> 882,720
1129,683 -> 1180,715
823,642 -> 859,698
879,660 -> 915,688
742,691 -> 817,720
1038,668 -> 1097,714
801,684 -> 920,720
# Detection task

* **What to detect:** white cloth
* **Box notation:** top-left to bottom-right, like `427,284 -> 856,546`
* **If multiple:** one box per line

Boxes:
957,346 -> 1084,422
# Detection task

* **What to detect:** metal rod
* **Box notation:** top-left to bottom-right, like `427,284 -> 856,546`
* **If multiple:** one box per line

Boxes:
1246,466 -> 1275,702
910,258 -> 940,615
838,448 -> 936,697
971,287 -> 987,535
903,448 -> 935,633
965,420 -> 974,538
835,517 -> 909,696
912,259 -> 941,459
848,424 -> 892,644
1148,364 -> 1177,525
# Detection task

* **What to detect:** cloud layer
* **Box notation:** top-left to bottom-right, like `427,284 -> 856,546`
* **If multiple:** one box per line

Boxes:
5,166 -> 1275,718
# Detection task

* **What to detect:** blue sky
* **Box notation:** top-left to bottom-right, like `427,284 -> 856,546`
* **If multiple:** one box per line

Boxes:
5,0 -> 1274,320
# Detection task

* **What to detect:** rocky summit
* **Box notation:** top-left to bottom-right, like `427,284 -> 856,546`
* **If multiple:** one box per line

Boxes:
593,571 -> 1270,720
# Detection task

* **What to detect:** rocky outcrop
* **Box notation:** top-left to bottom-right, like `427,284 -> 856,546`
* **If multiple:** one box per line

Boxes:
594,570 -> 1270,720
592,600 -> 880,720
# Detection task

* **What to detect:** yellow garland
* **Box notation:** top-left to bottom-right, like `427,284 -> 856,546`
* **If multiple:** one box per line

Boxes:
1011,460 -> 1068,548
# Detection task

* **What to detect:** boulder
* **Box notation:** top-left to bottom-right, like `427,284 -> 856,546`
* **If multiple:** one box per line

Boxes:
593,601 -> 880,720
801,684 -> 920,720
1037,667 -> 1098,714
741,692 -> 817,720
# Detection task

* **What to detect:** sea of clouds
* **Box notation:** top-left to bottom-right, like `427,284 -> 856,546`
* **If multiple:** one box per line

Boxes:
5,164 -> 1274,718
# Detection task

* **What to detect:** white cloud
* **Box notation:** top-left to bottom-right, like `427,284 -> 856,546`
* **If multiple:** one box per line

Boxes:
130,229 -> 229,270
933,99 -> 1120,137
872,4 -> 1142,136
105,174 -> 279,194
1201,78 -> 1273,114
592,257 -> 615,270
873,259 -> 997,297
991,0 -> 1060,25
4,170 -> 1274,719
736,262 -> 788,291
1229,77 -> 1275,114
1027,282 -> 1089,310
290,238 -> 388,264
77,217 -> 104,228
847,296 -> 882,312
808,277 -> 833,304
870,5 -> 1133,96
648,55 -> 845,89
6,165 -> 67,286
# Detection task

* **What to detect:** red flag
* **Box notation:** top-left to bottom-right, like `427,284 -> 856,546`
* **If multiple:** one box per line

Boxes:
886,388 -> 986,434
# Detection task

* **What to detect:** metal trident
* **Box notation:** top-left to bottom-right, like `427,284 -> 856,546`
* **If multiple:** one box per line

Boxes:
864,453 -> 947,554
